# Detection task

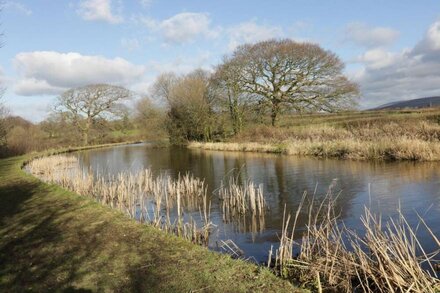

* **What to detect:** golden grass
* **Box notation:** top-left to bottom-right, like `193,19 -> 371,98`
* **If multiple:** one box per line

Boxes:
189,138 -> 440,161
190,109 -> 440,161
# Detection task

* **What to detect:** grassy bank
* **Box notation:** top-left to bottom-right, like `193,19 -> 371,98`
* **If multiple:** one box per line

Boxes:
190,108 -> 440,161
0,153 -> 295,292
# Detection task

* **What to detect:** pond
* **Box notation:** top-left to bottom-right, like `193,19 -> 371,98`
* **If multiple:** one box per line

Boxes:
75,143 -> 440,262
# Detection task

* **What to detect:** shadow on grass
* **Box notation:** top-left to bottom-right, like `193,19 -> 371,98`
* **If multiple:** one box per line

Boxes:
0,157 -> 293,292
0,163 -> 153,291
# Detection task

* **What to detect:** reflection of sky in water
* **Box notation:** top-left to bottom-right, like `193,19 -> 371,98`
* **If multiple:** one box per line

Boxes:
76,144 -> 440,262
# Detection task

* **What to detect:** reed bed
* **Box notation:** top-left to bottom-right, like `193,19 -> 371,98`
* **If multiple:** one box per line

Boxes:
189,138 -> 440,161
27,155 -> 213,245
218,177 -> 266,218
189,110 -> 440,161
272,191 -> 440,292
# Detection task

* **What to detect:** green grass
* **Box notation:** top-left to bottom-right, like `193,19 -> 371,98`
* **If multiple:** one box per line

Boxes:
0,154 -> 296,292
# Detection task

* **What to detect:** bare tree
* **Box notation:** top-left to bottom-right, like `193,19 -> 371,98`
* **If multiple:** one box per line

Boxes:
151,72 -> 178,103
224,39 -> 359,126
55,84 -> 131,145
212,56 -> 253,135
150,69 -> 222,142
166,69 -> 215,142
135,96 -> 167,140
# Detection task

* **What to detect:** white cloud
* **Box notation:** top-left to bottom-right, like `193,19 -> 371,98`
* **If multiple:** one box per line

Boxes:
131,52 -> 214,95
149,52 -> 212,74
357,48 -> 400,70
426,21 -> 440,50
353,19 -> 440,108
13,51 -> 145,96
4,97 -> 53,122
0,66 -> 14,90
227,20 -> 284,50
121,38 -> 141,51
0,67 -> 7,87
3,1 -> 32,15
139,0 -> 152,8
414,19 -> 440,52
345,23 -> 400,48
14,79 -> 65,96
142,12 -> 220,44
77,0 -> 123,24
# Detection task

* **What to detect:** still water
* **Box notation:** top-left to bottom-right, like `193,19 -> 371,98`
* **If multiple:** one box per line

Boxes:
76,143 -> 440,262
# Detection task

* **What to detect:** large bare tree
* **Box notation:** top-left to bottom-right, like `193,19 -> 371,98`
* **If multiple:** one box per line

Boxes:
222,39 -> 359,126
55,84 -> 131,145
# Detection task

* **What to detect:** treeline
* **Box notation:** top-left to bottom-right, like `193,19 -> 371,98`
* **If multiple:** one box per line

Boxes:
0,110 -> 137,158
142,39 -> 359,143
0,39 -> 359,157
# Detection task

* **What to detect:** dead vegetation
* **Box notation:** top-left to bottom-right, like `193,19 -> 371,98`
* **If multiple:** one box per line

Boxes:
272,190 -> 440,292
189,109 -> 440,161
27,154 -> 440,292
27,155 -> 213,245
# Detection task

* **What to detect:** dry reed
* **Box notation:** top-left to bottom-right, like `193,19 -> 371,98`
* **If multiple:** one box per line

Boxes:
189,138 -> 440,161
218,177 -> 266,218
188,112 -> 440,162
217,177 -> 267,237
272,191 -> 440,292
27,155 -> 214,245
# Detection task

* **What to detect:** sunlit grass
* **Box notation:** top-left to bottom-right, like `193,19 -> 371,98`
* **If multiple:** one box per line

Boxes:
0,153 -> 296,292
189,108 -> 440,161
27,155 -> 213,245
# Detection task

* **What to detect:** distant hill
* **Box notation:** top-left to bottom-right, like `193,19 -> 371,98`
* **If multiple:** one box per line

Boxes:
372,96 -> 440,110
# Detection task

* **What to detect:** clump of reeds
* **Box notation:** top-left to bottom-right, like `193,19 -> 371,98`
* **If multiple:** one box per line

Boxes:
272,191 -> 440,292
217,177 -> 267,237
27,155 -> 214,246
27,155 -> 79,176
218,177 -> 266,218
348,207 -> 440,292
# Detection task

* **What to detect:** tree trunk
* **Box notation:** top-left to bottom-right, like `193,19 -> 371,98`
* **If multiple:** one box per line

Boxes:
83,118 -> 91,146
271,100 -> 280,126
228,92 -> 242,135
83,131 -> 88,146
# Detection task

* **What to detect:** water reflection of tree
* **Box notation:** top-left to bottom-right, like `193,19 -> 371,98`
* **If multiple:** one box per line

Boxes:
184,150 -> 440,236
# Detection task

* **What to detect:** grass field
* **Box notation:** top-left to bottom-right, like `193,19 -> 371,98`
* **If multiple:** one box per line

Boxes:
0,153 -> 296,292
190,108 -> 440,161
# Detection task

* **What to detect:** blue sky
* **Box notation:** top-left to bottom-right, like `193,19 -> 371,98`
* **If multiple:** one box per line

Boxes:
1,0 -> 440,121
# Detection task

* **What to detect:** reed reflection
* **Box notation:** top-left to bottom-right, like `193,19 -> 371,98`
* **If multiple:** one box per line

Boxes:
76,144 -> 440,261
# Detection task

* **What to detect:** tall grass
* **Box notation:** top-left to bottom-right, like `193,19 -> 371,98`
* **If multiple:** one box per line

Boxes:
27,155 -> 213,245
273,191 -> 440,292
189,109 -> 440,161
189,138 -> 440,161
